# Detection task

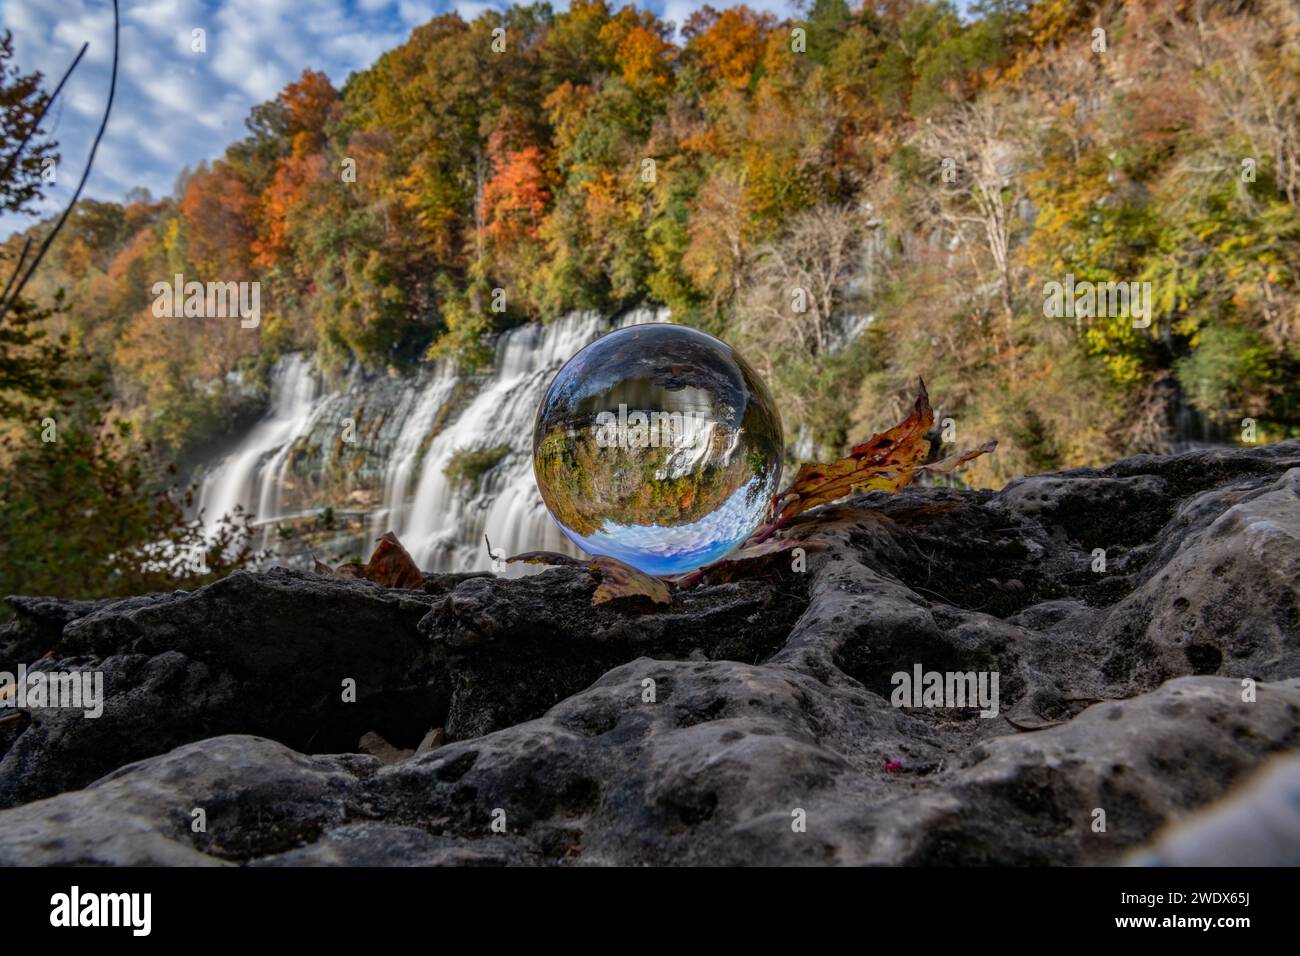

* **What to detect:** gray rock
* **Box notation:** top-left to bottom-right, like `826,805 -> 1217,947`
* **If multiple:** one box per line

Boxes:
0,441 -> 1297,864
1,594 -> 126,673
0,567 -> 446,807
2,675 -> 1293,866
1097,467 -> 1300,688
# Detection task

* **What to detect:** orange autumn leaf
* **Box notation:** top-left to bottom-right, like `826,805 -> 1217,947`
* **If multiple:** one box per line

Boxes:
316,533 -> 424,589
763,381 -> 995,534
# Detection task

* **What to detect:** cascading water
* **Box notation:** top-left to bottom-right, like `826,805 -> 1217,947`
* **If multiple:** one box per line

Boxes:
366,365 -> 461,543
194,353 -> 321,547
397,311 -> 610,570
193,308 -> 668,571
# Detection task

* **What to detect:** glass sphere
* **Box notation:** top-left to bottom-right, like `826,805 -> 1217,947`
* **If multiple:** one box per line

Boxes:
533,323 -> 783,576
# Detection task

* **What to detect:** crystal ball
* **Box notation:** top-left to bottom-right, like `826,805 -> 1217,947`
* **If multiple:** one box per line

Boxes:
533,323 -> 783,576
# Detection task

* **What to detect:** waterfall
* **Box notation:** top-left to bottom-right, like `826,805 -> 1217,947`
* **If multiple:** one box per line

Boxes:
192,308 -> 668,571
194,353 -> 321,544
397,308 -> 663,570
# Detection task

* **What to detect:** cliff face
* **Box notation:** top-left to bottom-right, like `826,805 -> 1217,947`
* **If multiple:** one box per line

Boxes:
1,441 -> 1298,865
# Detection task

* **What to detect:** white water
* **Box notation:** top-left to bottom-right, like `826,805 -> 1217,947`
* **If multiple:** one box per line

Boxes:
194,308 -> 668,571
396,313 -> 599,568
194,353 -> 321,547
364,367 -> 458,540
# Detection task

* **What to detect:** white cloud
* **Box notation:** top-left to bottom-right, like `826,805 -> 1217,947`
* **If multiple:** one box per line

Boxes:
0,0 -> 410,236
454,2 -> 500,21
398,1 -> 438,26
0,0 -> 804,238
126,0 -> 207,37
63,85 -> 109,120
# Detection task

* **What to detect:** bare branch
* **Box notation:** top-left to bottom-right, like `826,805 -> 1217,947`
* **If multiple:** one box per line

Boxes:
0,1 -> 118,323
0,41 -> 87,189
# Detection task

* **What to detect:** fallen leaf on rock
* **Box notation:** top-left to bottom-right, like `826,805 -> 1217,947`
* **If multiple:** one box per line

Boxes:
1004,715 -> 1066,732
674,536 -> 825,588
310,552 -> 364,578
505,549 -> 671,606
364,531 -> 425,589
503,549 -> 588,570
589,556 -> 672,605
920,439 -> 1000,476
311,534 -> 425,588
752,381 -> 995,543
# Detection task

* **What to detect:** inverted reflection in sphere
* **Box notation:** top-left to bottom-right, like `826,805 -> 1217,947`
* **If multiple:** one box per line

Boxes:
532,324 -> 783,576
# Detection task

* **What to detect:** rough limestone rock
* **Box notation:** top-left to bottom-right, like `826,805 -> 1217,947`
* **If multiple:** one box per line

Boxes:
0,441 -> 1297,865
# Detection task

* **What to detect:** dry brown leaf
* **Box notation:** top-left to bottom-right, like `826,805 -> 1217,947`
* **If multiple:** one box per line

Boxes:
723,535 -> 823,563
768,381 -> 934,526
589,556 -> 672,605
417,727 -> 446,753
363,531 -> 425,589
756,381 -> 994,541
506,550 -> 671,605
920,440 -> 1000,475
357,730 -> 414,765
675,536 -> 825,587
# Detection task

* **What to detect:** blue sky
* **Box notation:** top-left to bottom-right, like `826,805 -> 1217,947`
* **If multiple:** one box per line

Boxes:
0,0 -> 815,237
